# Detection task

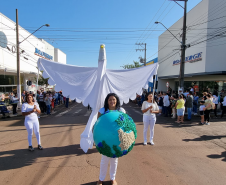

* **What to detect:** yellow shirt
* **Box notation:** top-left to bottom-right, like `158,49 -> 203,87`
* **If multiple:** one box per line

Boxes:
176,99 -> 185,109
205,99 -> 212,110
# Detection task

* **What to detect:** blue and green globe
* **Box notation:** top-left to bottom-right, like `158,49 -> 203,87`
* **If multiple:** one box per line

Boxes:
93,110 -> 137,158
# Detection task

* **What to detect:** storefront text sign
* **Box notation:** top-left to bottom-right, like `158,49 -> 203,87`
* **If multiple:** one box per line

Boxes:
173,52 -> 202,66
35,48 -> 53,60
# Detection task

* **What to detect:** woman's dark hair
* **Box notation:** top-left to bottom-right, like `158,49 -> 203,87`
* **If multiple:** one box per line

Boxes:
145,92 -> 155,103
213,91 -> 218,96
200,100 -> 205,104
207,94 -> 211,98
179,94 -> 183,99
104,93 -> 121,112
25,94 -> 35,103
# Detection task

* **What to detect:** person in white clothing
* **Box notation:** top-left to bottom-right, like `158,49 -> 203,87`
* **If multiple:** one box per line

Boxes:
22,94 -> 43,151
141,92 -> 159,146
199,101 -> 206,125
163,93 -> 170,117
212,92 -> 219,118
96,93 -> 125,185
190,86 -> 194,94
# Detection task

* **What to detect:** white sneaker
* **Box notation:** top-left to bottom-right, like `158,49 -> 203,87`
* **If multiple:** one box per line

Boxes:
143,142 -> 147,145
150,141 -> 155,145
205,122 -> 210,125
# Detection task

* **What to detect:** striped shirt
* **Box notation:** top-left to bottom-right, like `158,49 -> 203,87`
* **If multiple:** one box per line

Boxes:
39,94 -> 44,102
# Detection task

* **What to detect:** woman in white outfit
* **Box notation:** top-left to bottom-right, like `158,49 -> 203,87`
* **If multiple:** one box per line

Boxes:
96,93 -> 125,185
141,92 -> 159,145
22,94 -> 43,151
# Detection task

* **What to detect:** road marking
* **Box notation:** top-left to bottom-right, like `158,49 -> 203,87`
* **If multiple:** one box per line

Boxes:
84,111 -> 91,116
55,110 -> 69,117
73,109 -> 82,115
40,115 -> 48,118
132,109 -> 143,115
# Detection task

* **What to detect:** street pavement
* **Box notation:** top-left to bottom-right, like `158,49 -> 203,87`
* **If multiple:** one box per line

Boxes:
0,102 -> 226,185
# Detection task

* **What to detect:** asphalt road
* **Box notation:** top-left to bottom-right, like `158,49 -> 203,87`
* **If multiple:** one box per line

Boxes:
0,102 -> 226,185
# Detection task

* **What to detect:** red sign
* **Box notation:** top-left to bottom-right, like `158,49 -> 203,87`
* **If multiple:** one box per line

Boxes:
166,82 -> 169,87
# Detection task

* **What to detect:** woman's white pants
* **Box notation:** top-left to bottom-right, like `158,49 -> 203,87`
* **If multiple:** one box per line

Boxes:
99,155 -> 118,181
143,114 -> 156,143
25,117 -> 41,146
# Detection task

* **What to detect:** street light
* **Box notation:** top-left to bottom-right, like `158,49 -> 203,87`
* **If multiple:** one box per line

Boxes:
155,22 -> 181,43
16,9 -> 50,105
156,0 -> 187,93
19,24 -> 50,44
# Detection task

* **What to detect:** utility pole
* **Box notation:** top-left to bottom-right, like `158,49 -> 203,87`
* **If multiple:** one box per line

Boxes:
135,43 -> 147,66
16,9 -> 21,105
179,0 -> 187,93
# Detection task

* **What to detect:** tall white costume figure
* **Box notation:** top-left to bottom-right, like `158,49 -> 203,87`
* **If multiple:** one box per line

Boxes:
38,44 -> 159,153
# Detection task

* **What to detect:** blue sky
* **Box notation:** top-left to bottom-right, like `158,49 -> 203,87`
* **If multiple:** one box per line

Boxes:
0,0 -> 202,69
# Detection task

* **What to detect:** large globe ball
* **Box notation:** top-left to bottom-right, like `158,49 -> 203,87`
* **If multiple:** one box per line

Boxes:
93,110 -> 137,158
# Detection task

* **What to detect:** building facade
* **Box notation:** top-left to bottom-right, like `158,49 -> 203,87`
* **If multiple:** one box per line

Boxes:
157,0 -> 226,93
0,12 -> 66,94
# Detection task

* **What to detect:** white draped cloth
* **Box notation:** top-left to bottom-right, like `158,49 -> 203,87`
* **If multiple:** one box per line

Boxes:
38,44 -> 159,153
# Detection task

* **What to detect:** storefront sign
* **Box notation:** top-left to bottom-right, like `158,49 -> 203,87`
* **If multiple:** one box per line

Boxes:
173,52 -> 202,66
35,48 -> 53,60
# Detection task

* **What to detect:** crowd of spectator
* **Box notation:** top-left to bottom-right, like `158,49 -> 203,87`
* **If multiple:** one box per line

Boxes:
0,89 -> 68,117
134,88 -> 226,125
36,90 -> 67,115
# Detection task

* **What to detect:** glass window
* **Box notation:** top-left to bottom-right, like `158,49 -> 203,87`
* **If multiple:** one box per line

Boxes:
0,75 -> 15,85
175,81 -> 224,95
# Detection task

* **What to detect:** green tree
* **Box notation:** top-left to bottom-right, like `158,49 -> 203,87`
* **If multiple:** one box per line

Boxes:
121,61 -> 141,69
33,71 -> 49,86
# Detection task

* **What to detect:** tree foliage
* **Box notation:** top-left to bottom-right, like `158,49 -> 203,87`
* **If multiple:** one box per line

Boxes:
33,71 -> 49,86
121,61 -> 141,69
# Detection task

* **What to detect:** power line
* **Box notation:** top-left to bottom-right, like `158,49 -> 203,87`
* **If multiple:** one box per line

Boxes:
141,2 -> 176,43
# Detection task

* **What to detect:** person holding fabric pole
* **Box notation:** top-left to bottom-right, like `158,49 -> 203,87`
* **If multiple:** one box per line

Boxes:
141,92 -> 159,146
96,93 -> 125,185
22,94 -> 43,151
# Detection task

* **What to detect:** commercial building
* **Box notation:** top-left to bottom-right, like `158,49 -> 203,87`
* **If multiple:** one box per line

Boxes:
157,0 -> 226,93
0,12 -> 66,93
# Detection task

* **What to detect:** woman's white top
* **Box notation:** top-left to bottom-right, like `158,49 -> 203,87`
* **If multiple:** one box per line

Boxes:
222,97 -> 226,106
99,107 -> 126,114
22,102 -> 40,122
213,95 -> 218,104
163,95 -> 170,106
141,101 -> 159,115
199,105 -> 205,111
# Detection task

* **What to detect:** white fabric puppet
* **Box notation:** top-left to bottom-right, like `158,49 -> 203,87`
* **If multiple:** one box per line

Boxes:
38,44 -> 159,153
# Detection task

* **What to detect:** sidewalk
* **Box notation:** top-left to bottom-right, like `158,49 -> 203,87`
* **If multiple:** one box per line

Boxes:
0,102 -> 72,119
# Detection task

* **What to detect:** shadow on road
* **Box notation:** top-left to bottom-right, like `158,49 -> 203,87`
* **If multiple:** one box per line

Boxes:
81,181 -> 112,185
183,135 -> 226,142
207,151 -> 226,162
0,144 -> 98,171
134,142 -> 144,146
